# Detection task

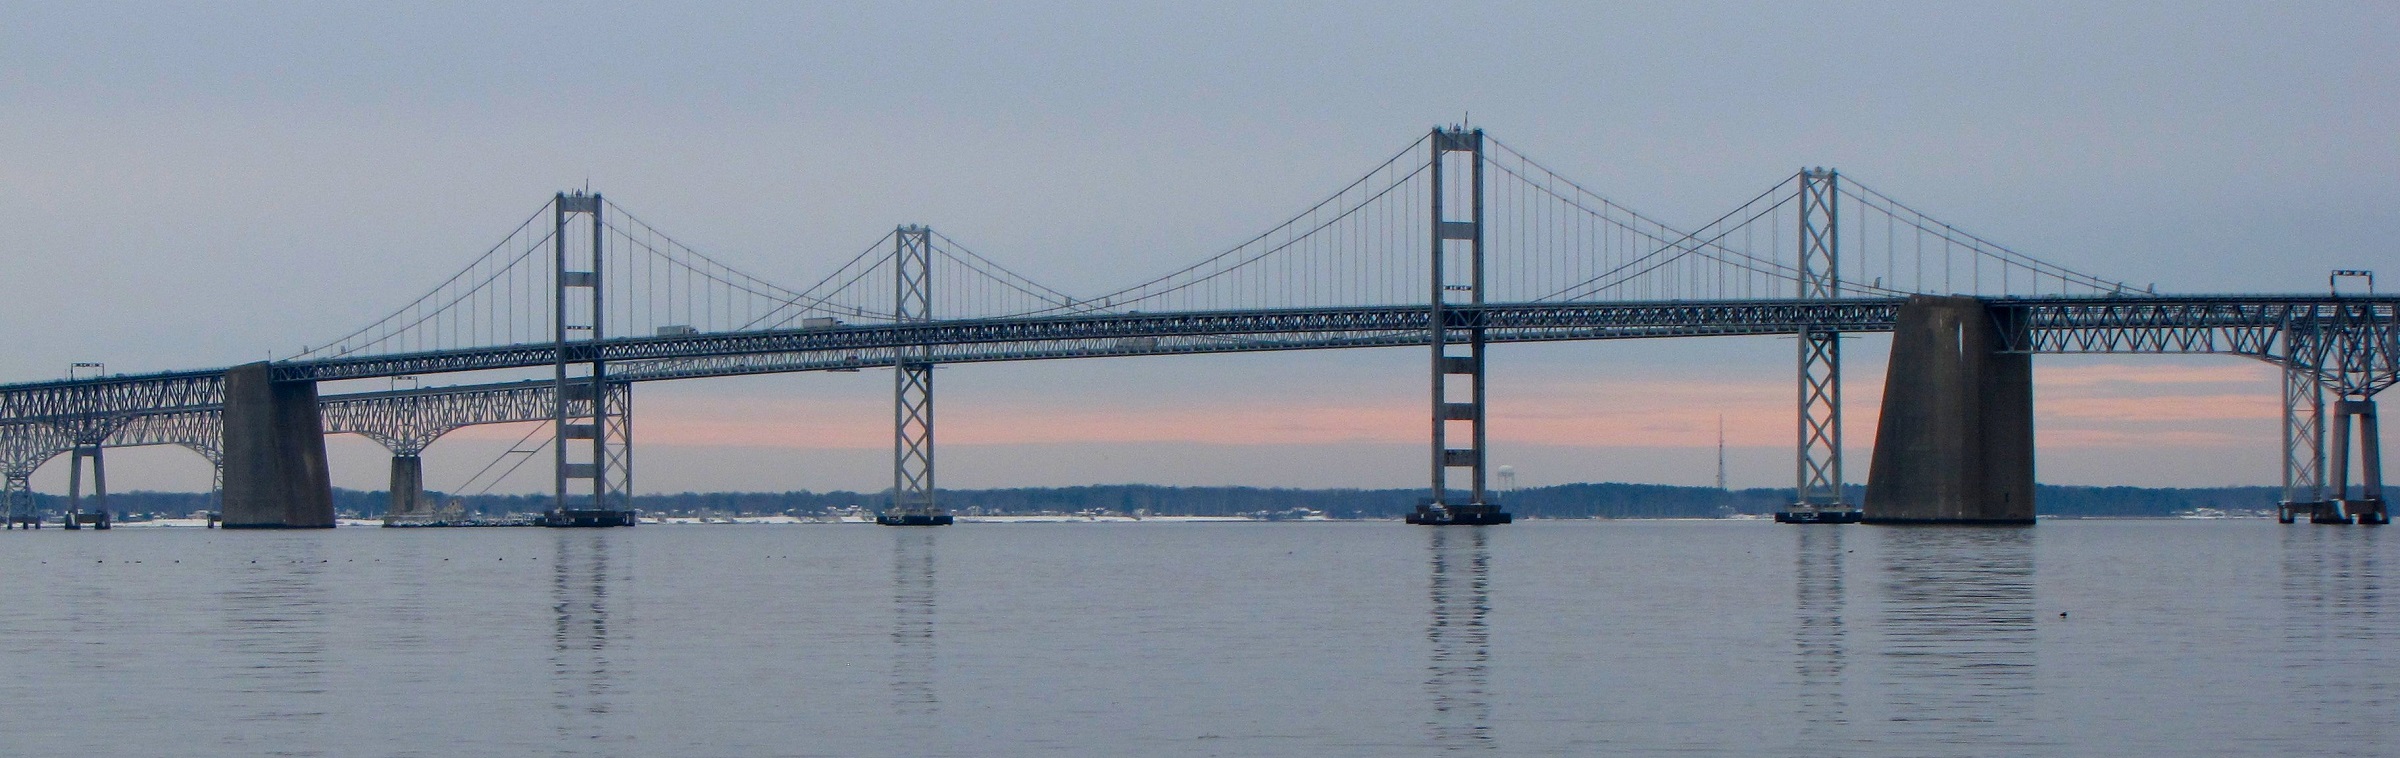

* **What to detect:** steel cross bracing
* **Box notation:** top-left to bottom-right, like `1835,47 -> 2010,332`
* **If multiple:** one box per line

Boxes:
2282,365 -> 2327,510
88,380 -> 622,457
0,380 -> 630,512
1791,169 -> 1848,515
890,226 -> 942,523
0,371 -> 221,432
2001,297 -> 2400,395
0,422 -> 71,527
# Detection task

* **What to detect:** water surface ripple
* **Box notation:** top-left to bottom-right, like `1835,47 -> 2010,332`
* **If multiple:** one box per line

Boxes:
0,520 -> 2391,756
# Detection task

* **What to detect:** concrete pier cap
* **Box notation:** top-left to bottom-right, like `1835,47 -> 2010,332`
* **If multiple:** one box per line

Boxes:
1863,295 -> 2036,525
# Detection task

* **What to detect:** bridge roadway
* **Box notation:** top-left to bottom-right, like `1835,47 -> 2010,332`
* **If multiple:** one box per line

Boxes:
2,295 -> 2393,431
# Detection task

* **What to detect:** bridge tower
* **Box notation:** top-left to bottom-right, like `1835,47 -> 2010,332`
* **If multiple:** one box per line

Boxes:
2277,365 -> 2333,523
1778,168 -> 1858,524
1408,127 -> 1510,526
2,471 -> 33,528
548,191 -> 636,527
883,225 -> 950,526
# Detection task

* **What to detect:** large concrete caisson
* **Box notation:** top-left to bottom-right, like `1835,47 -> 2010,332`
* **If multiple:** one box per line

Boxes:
1864,295 -> 2035,524
220,362 -> 336,528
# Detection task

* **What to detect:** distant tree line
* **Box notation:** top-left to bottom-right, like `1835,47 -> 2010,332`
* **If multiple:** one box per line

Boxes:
31,482 -> 2289,520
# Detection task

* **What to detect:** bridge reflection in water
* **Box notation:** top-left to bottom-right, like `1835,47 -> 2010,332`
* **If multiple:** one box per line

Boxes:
1871,527 -> 2042,755
2278,527 -> 2387,745
1425,526 -> 1496,750
890,530 -> 939,719
217,538 -> 333,753
1791,526 -> 1851,752
550,532 -> 622,752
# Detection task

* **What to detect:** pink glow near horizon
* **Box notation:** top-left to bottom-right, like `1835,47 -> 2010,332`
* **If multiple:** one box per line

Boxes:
429,360 -> 2286,453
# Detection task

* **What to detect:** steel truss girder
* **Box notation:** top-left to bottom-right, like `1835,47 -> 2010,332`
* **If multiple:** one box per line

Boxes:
2005,297 -> 2398,395
585,301 -> 1921,381
0,380 -> 628,502
0,372 -> 221,428
2,296 -> 2390,439
0,421 -> 75,479
264,300 -> 1917,383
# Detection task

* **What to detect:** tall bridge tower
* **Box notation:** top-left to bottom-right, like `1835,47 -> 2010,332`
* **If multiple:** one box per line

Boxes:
883,225 -> 951,526
1410,127 -> 1511,526
548,191 -> 636,527
1779,168 -> 1858,523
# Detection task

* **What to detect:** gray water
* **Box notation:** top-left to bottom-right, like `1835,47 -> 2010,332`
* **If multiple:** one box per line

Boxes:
0,520 -> 2391,757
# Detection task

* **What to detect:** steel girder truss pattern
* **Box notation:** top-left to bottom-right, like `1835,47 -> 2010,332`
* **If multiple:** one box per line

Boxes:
0,297 -> 2389,435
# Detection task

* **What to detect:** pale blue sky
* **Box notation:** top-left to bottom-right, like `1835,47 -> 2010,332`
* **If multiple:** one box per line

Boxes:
2,2 -> 2392,495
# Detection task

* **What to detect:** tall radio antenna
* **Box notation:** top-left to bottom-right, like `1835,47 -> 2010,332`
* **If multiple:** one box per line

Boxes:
1717,415 -> 1729,491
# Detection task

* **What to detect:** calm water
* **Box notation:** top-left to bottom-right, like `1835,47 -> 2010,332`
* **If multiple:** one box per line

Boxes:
0,520 -> 2392,757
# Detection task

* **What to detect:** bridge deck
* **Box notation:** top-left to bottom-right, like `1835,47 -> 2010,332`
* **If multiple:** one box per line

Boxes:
0,295 -> 2391,429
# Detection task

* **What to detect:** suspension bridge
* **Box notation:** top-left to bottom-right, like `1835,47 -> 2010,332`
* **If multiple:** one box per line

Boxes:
1,128 -> 2390,530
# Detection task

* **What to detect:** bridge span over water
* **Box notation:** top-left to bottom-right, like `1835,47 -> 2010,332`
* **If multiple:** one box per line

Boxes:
3,129 -> 2391,529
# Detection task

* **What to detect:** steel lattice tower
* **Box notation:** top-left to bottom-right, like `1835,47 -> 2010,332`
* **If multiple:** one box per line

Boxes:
2,473 -> 32,529
1782,168 -> 1855,522
886,225 -> 949,525
2278,364 -> 2330,522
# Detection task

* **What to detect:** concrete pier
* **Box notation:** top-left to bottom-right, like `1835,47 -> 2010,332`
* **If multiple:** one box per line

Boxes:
65,445 -> 107,528
388,454 -> 426,519
220,362 -> 335,528
2329,398 -> 2387,524
1863,295 -> 2036,524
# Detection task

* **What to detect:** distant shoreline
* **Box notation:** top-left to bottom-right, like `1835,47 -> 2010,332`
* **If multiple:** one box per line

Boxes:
32,482 -> 2284,522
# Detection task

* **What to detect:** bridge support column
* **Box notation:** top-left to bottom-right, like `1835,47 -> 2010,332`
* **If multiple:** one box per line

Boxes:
2278,366 -> 2334,523
1863,295 -> 2035,524
543,191 -> 636,528
1410,127 -> 1509,526
4,472 -> 35,529
388,454 -> 426,519
1778,168 -> 1857,524
64,444 -> 108,529
221,361 -> 336,528
2328,398 -> 2386,525
883,225 -> 949,526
